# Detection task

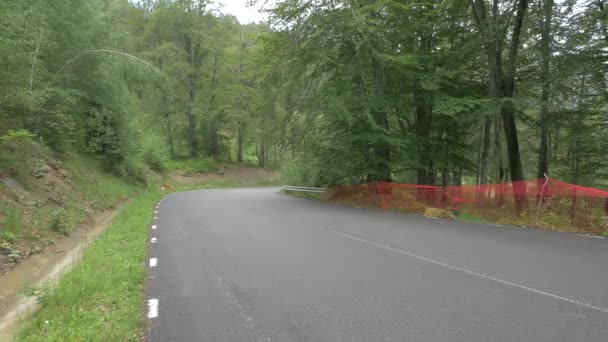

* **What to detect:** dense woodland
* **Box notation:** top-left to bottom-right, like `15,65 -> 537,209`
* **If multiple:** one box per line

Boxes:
1,0 -> 607,188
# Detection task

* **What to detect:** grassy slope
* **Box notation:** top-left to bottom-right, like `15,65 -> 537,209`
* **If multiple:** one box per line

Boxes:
0,138 -> 138,273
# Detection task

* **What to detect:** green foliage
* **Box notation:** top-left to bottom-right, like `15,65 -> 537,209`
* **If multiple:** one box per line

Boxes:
142,136 -> 169,172
49,209 -> 68,235
64,152 -> 139,209
0,203 -> 22,234
23,282 -> 53,307
0,231 -> 17,244
0,130 -> 36,143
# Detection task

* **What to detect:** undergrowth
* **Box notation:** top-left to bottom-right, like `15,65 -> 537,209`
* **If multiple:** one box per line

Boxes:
280,189 -> 321,200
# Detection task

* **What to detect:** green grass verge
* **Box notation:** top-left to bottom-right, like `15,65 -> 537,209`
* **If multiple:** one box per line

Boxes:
17,180 -> 280,341
279,189 -> 321,200
17,189 -> 163,342
453,211 -> 490,224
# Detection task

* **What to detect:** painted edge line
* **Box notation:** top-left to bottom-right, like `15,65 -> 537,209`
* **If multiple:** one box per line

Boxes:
147,299 -> 159,319
330,229 -> 608,314
152,225 -> 157,230
151,237 -> 157,243
149,258 -> 158,267
575,234 -> 606,239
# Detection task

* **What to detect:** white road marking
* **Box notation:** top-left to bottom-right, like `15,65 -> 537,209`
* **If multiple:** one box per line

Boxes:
152,225 -> 157,230
147,299 -> 159,319
154,210 -> 158,214
154,216 -> 158,220
151,237 -> 157,243
576,234 -> 605,239
562,313 -> 588,318
149,258 -> 158,267
330,229 -> 608,314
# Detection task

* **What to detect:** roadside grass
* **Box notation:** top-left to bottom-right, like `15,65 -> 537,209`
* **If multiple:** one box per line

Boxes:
453,211 -> 491,224
16,179 -> 280,341
17,189 -> 162,342
280,189 -> 321,200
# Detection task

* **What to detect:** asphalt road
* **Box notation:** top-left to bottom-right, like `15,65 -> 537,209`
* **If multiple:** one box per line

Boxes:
146,187 -> 608,342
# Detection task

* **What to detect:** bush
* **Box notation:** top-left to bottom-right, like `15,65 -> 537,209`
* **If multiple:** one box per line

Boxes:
0,129 -> 36,143
143,143 -> 168,172
0,231 -> 17,243
50,210 -> 69,235
0,203 -> 22,234
116,159 -> 148,184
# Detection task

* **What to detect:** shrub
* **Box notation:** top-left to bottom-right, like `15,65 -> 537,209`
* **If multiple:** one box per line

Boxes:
0,129 -> 36,143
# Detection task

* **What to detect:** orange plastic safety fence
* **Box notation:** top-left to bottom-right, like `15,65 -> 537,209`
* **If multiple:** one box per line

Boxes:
328,179 -> 608,234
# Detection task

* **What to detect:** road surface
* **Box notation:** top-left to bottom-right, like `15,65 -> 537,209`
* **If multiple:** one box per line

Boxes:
146,187 -> 608,341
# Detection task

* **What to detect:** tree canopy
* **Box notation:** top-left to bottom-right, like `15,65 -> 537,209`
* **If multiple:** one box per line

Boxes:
1,0 -> 607,188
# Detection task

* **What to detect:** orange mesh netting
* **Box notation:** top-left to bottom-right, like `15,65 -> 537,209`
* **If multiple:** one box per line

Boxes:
328,179 -> 608,234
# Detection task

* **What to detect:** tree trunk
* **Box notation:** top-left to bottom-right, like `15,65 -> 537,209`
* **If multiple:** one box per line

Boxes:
494,117 -> 504,182
470,0 -> 528,183
501,101 -> 524,182
165,111 -> 174,156
502,0 -> 528,183
237,125 -> 244,162
369,57 -> 391,182
185,33 -> 198,157
479,115 -> 492,185
475,121 -> 483,185
572,72 -> 587,184
442,131 -> 450,188
414,87 -> 433,185
455,166 -> 463,186
258,143 -> 265,167
537,0 -> 553,179
188,104 -> 198,157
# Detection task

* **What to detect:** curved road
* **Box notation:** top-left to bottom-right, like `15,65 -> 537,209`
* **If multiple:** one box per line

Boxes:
147,187 -> 608,341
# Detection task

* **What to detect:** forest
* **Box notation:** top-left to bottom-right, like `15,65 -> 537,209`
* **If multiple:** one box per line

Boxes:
1,0 -> 607,189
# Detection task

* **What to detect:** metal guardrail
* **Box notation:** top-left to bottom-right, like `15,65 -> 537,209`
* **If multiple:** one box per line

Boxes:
282,185 -> 325,193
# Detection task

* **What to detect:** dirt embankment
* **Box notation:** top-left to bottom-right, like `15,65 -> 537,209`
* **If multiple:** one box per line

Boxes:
0,207 -> 121,339
169,163 -> 280,185
1,160 -> 79,275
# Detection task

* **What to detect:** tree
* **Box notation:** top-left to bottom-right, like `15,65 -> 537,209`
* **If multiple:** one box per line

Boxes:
469,0 -> 529,184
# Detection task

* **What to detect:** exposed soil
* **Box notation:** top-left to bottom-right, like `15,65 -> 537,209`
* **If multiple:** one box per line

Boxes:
0,158 -> 92,276
169,163 -> 280,185
0,205 -> 121,340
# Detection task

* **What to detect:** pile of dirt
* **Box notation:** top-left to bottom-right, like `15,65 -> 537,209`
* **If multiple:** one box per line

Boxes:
170,163 -> 280,185
424,208 -> 456,220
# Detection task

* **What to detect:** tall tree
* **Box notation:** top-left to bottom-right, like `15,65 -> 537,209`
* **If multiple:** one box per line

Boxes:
537,0 -> 553,179
469,0 -> 529,183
